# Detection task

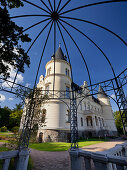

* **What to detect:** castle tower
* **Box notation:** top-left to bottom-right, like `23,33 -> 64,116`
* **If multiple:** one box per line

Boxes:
97,85 -> 117,135
37,47 -> 72,142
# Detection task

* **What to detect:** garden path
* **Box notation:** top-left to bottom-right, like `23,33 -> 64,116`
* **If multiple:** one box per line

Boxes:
30,141 -> 125,170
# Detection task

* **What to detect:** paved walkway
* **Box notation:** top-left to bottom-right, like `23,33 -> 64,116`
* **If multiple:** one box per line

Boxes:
82,141 -> 124,152
30,141 -> 125,170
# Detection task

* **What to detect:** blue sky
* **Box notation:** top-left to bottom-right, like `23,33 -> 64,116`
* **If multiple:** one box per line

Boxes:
0,0 -> 127,111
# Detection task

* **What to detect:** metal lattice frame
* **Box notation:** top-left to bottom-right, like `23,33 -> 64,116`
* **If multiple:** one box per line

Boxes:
0,0 -> 127,149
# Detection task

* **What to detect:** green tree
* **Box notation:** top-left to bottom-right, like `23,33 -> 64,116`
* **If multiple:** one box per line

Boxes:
13,103 -> 23,112
114,111 -> 123,135
0,106 -> 12,128
0,0 -> 31,78
9,109 -> 23,128
9,104 -> 23,128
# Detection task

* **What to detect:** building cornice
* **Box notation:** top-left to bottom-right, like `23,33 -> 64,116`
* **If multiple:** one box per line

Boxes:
45,59 -> 70,68
44,73 -> 72,82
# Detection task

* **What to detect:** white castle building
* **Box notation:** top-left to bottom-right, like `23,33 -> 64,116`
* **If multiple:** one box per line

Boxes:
21,47 -> 117,142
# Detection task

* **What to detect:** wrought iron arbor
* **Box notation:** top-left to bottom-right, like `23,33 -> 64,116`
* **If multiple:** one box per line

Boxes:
0,0 -> 127,149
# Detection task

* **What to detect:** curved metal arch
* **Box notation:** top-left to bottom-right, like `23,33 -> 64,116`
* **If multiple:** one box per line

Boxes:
77,92 -> 118,110
22,0 -> 51,14
59,18 -> 117,78
40,0 -> 52,13
10,14 -> 50,19
23,18 -> 51,33
60,0 -> 127,15
56,21 -> 74,82
34,21 -> 53,89
58,0 -> 71,14
12,19 -> 52,89
53,21 -> 56,95
60,16 -> 127,46
48,0 -> 53,11
47,98 -> 70,110
56,0 -> 62,12
58,20 -> 92,92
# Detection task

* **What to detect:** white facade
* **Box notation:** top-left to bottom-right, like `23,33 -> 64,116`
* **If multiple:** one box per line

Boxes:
21,47 -> 117,142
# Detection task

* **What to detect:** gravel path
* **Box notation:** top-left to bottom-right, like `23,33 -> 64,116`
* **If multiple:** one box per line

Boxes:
30,149 -> 71,170
30,141 -> 125,170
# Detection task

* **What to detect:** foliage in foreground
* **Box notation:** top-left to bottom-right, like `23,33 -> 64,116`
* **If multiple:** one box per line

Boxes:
0,0 -> 31,78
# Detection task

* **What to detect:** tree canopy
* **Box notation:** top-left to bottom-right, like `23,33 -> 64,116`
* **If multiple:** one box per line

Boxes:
0,104 -> 23,130
114,111 -> 123,135
0,106 -> 11,128
0,0 -> 31,78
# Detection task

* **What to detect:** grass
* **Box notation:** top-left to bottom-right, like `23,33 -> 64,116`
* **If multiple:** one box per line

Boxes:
0,132 -> 13,137
29,139 -> 107,152
0,140 -> 9,143
0,146 -> 10,152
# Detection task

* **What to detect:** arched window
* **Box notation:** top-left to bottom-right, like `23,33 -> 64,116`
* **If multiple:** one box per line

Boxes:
84,103 -> 86,110
87,102 -> 90,110
81,117 -> 83,126
66,86 -> 70,98
98,117 -> 101,127
67,110 -> 70,123
41,109 -> 46,123
65,68 -> 68,76
95,116 -> 98,126
68,69 -> 69,76
86,116 -> 93,126
65,68 -> 70,76
45,85 -> 49,94
47,67 -> 51,76
102,118 -> 104,127
80,102 -> 82,110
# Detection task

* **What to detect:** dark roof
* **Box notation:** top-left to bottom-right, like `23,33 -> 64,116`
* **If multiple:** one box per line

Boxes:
98,85 -> 107,97
92,96 -> 100,104
72,82 -> 82,92
52,47 -> 67,61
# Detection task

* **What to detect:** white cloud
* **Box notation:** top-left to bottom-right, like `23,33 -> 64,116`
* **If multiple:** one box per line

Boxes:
25,83 -> 31,87
110,94 -> 115,99
8,98 -> 13,101
2,64 -> 23,88
0,94 -> 6,102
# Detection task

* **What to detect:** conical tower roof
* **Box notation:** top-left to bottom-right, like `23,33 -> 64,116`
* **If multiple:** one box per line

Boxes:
52,47 -> 67,61
98,85 -> 107,97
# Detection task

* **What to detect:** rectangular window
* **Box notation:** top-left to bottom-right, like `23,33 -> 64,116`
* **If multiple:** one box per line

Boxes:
66,86 -> 70,98
84,103 -> 86,110
80,103 -> 82,110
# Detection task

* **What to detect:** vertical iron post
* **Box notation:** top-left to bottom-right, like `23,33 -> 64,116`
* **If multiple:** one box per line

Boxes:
70,83 -> 78,149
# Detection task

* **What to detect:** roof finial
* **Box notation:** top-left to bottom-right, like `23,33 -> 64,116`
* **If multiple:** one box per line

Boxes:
59,42 -> 61,48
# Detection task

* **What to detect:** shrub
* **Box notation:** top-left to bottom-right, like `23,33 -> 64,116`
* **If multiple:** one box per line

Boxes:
1,126 -> 7,132
11,126 -> 19,133
0,128 -> 1,132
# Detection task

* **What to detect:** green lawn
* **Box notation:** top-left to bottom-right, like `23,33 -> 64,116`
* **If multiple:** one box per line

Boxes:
0,132 -> 13,137
0,140 -> 9,143
0,146 -> 10,152
29,139 -> 107,152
